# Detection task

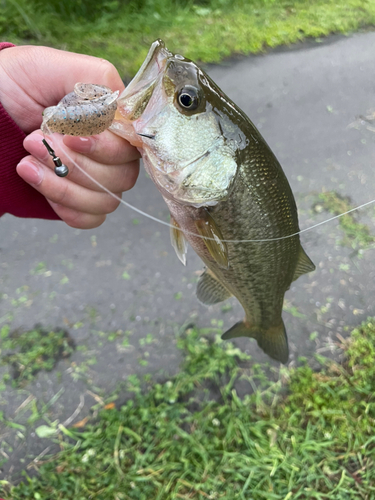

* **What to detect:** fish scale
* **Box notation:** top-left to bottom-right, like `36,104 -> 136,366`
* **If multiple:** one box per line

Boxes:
209,167 -> 299,324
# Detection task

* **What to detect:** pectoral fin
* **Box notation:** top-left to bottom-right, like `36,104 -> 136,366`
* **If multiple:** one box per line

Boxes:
170,216 -> 187,266
222,320 -> 289,364
292,245 -> 315,282
196,269 -> 232,305
195,211 -> 229,269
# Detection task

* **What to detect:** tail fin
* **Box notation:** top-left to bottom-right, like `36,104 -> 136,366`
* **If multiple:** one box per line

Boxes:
222,320 -> 289,364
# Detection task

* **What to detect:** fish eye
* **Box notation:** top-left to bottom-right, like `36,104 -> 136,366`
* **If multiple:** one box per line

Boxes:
177,86 -> 199,110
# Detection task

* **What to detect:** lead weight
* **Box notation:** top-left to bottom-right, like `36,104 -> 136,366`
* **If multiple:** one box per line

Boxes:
54,164 -> 69,177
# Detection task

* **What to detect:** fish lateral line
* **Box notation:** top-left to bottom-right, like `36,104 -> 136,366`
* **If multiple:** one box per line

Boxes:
42,129 -> 375,245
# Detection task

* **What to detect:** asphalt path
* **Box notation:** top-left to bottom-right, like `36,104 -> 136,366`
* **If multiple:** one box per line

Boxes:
1,31 -> 375,482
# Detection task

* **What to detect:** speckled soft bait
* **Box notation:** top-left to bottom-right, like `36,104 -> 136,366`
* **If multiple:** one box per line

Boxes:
41,83 -> 119,136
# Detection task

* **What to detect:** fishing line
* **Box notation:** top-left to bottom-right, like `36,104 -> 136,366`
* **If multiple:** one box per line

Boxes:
45,131 -> 375,244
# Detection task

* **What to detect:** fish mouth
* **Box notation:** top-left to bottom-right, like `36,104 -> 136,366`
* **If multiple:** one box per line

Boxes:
116,40 -> 172,121
126,40 -> 171,94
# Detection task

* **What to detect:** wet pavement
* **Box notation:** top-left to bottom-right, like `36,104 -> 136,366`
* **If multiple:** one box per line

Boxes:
1,31 -> 375,482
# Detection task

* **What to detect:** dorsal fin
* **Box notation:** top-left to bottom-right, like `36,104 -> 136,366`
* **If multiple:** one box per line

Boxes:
292,245 -> 315,282
196,269 -> 232,305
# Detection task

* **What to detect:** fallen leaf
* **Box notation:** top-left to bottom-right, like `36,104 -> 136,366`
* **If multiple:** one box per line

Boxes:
104,402 -> 116,410
72,417 -> 89,428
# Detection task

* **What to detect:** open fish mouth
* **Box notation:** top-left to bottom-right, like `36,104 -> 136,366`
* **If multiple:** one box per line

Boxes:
116,40 -> 171,122
127,39 -> 172,92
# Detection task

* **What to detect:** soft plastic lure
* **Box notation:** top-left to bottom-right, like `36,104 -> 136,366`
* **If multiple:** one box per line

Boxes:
41,83 -> 119,137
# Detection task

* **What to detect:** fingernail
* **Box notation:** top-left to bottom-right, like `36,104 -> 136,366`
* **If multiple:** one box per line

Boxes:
16,160 -> 43,185
23,134 -> 49,161
63,136 -> 94,153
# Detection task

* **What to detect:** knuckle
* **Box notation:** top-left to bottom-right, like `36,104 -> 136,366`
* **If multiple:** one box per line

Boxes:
123,160 -> 140,190
64,212 -> 83,229
89,215 -> 106,228
53,179 -> 70,206
65,211 -> 106,229
113,140 -> 127,162
105,193 -> 121,214
101,133 -> 137,164
99,60 -> 120,86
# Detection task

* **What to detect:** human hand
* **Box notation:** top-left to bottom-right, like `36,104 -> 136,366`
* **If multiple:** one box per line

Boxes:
0,45 -> 140,228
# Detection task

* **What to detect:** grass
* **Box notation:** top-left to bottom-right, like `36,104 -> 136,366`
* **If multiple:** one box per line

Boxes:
0,325 -> 74,387
315,191 -> 375,250
2,320 -> 375,498
1,0 -> 375,78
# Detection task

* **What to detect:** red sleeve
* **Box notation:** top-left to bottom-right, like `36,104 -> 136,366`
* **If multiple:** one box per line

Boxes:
0,42 -> 60,220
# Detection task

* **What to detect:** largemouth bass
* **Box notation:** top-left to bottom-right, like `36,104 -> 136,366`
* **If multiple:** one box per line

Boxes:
43,40 -> 315,363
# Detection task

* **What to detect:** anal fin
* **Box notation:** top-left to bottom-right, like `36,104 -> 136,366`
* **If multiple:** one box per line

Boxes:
292,245 -> 315,282
170,216 -> 187,266
222,320 -> 289,364
196,269 -> 232,305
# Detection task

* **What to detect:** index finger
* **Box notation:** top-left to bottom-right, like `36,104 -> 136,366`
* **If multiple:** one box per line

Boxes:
63,130 -> 141,165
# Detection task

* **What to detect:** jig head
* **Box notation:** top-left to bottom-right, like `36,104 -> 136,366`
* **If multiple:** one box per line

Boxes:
42,138 -> 69,177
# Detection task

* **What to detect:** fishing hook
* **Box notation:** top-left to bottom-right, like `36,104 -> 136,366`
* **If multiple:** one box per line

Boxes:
42,138 -> 69,177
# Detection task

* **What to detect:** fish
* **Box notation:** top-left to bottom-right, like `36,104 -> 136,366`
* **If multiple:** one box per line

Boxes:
43,40 -> 315,363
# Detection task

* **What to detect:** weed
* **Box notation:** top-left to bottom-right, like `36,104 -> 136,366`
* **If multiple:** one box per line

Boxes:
316,191 -> 375,249
3,321 -> 375,498
1,0 -> 375,78
0,326 -> 74,386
